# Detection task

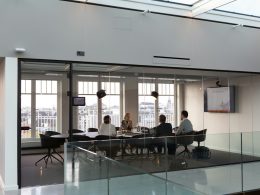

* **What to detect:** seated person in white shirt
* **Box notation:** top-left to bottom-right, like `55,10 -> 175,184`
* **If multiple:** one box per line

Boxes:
175,110 -> 193,136
99,115 -> 116,136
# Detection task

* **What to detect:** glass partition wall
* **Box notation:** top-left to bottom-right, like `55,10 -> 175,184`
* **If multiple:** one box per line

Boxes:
19,60 -> 260,191
20,62 -> 70,145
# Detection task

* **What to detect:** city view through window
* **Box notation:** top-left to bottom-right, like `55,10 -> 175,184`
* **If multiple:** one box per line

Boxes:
21,78 -> 175,139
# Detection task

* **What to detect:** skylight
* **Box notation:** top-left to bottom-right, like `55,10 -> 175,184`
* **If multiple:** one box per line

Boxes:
216,0 -> 260,18
154,0 -> 199,6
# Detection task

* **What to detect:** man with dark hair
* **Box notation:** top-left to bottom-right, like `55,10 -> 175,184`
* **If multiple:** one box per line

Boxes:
155,115 -> 172,137
99,115 -> 116,136
175,110 -> 193,135
153,115 -> 176,154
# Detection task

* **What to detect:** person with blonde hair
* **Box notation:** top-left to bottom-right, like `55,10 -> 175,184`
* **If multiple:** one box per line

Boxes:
121,113 -> 133,131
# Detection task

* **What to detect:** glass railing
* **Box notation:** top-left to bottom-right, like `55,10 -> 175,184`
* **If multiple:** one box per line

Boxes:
64,132 -> 260,194
64,142 -> 204,195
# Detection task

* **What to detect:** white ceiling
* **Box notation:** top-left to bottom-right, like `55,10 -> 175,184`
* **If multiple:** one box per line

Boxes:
79,0 -> 260,27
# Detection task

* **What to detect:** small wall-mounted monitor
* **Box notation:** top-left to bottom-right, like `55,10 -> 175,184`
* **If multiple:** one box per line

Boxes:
204,86 -> 235,113
72,97 -> 85,106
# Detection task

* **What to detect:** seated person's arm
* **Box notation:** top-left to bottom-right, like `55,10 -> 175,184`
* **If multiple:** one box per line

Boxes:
128,120 -> 133,130
99,125 -> 102,134
120,121 -> 126,129
154,125 -> 161,137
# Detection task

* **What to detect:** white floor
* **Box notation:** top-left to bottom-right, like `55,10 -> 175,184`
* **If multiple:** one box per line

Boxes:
0,185 -> 64,195
155,161 -> 260,195
1,162 -> 260,195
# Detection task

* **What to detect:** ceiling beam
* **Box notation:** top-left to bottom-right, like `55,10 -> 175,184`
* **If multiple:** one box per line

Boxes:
192,0 -> 237,17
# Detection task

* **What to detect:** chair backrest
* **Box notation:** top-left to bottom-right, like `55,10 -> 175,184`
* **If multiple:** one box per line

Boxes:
140,127 -> 150,134
69,129 -> 84,134
40,134 -> 61,148
21,126 -> 30,130
177,134 -> 194,146
72,135 -> 91,142
194,129 -> 207,143
94,135 -> 111,140
45,131 -> 61,136
88,128 -> 98,132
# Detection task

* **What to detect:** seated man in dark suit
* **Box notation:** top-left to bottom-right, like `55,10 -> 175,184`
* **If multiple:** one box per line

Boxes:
154,115 -> 176,155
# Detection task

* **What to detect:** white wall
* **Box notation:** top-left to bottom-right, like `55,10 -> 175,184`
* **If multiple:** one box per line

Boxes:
124,77 -> 139,125
184,75 -> 260,155
0,58 -> 18,191
0,0 -> 260,72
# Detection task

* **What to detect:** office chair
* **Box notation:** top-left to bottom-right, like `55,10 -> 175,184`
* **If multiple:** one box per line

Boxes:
128,134 -> 153,156
140,127 -> 150,134
94,137 -> 121,158
68,129 -> 84,135
72,135 -> 92,142
88,128 -> 98,132
35,134 -> 63,168
194,129 -> 207,147
177,134 -> 194,158
45,131 -> 60,136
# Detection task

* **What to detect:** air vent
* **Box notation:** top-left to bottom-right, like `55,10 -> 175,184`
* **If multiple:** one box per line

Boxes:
153,56 -> 191,66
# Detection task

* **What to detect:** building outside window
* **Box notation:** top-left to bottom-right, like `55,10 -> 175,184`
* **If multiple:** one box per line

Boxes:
77,78 -> 121,130
138,80 -> 174,128
21,80 -> 58,139
77,81 -> 98,130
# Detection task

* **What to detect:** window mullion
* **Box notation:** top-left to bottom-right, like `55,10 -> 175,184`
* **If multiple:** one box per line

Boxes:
31,80 -> 36,139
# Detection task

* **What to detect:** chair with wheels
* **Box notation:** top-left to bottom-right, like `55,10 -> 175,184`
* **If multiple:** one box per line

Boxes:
177,134 -> 194,158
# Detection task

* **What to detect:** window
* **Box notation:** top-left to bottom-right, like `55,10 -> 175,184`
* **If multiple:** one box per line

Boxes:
138,82 -> 156,128
21,80 -> 58,139
35,80 -> 58,137
78,81 -> 98,130
216,0 -> 260,18
21,80 -> 32,139
77,79 -> 121,130
102,82 -> 121,127
155,0 -> 199,5
158,83 -> 175,125
138,81 -> 175,128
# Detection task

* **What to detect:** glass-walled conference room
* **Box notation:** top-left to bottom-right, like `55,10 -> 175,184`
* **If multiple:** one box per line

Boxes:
20,61 -> 260,156
19,60 -> 260,193
21,63 -> 178,142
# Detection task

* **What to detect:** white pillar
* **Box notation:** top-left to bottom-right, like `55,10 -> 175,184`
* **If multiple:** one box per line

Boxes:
0,57 -> 18,191
124,77 -> 138,125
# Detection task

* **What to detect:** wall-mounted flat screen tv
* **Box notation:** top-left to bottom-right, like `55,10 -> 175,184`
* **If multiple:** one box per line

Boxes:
204,86 -> 235,113
72,97 -> 85,106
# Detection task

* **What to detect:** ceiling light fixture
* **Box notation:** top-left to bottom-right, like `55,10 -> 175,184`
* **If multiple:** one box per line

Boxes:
151,91 -> 159,99
97,90 -> 106,99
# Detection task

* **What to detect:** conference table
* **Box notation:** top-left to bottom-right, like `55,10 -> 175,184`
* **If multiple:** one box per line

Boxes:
51,131 -> 144,139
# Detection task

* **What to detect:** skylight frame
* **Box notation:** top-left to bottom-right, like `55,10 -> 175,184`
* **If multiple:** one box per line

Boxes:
152,0 -> 200,6
215,0 -> 260,19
